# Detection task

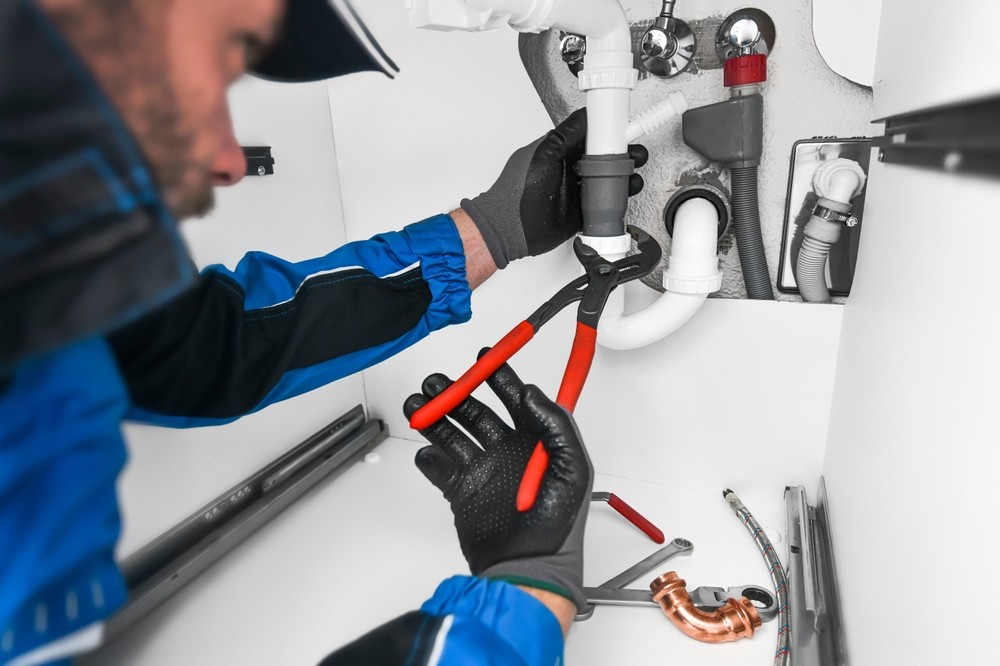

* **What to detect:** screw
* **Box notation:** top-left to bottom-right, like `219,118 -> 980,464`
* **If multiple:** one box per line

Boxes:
598,265 -> 612,275
845,215 -> 859,228
943,151 -> 962,172
257,165 -> 267,176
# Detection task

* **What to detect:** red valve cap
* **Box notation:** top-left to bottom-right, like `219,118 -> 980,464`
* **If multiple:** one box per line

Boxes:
724,54 -> 767,87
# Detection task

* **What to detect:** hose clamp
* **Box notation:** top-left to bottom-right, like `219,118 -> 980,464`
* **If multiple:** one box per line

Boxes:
813,204 -> 858,227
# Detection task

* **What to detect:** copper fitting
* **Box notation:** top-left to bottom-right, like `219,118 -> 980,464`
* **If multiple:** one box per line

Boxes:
650,572 -> 762,643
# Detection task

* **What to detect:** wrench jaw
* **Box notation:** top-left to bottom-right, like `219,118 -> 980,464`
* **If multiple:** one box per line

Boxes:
688,585 -> 778,623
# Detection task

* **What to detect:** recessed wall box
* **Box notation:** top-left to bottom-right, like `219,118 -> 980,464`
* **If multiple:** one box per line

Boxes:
777,138 -> 872,297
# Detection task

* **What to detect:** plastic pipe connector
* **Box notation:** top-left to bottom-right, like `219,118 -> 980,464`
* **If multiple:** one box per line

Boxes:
625,92 -> 688,143
651,571 -> 762,643
813,158 -> 866,202
597,197 -> 721,350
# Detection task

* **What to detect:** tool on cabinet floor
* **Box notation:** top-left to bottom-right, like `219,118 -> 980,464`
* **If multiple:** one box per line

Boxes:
408,225 -> 662,511
650,572 -> 770,642
578,534 -> 777,637
724,488 -> 791,664
584,580 -> 776,624
591,491 -> 665,544
577,537 -> 693,621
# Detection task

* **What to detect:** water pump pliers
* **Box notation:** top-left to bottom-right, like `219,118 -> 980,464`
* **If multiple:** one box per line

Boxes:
409,225 -> 661,511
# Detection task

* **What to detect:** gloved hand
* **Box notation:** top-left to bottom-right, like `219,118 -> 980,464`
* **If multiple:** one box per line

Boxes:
403,358 -> 593,611
461,108 -> 649,269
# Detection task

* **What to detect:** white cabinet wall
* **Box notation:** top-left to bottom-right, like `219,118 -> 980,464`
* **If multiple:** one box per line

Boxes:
821,2 -> 1000,663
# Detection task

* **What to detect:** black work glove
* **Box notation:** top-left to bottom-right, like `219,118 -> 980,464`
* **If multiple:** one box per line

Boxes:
461,108 -> 649,268
403,359 -> 593,611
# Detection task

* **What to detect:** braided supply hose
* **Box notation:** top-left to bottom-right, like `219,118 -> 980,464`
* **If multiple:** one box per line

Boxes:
723,489 -> 790,666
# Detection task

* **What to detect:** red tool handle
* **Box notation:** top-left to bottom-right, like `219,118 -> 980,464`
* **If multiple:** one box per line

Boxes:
408,321 -> 535,431
607,493 -> 665,544
516,322 -> 597,512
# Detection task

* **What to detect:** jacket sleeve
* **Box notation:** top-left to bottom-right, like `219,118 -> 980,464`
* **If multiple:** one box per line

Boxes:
108,214 -> 471,427
318,577 -> 565,666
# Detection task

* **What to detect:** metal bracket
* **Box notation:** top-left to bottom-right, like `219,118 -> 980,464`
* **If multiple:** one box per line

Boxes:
872,94 -> 1000,178
102,406 -> 385,645
242,145 -> 275,176
784,478 -> 848,666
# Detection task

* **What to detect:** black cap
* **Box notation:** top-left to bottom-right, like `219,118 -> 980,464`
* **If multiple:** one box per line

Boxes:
251,0 -> 399,82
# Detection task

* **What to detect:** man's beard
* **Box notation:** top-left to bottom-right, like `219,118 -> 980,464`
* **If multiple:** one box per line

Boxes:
132,76 -> 216,219
46,0 -> 215,220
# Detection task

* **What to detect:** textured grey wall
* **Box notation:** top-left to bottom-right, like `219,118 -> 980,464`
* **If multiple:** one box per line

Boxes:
519,0 -> 873,300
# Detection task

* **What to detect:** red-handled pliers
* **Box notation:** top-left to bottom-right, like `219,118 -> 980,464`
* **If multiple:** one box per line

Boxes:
409,225 -> 661,512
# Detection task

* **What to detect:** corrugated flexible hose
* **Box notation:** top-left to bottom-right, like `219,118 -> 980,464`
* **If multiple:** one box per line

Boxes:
729,166 -> 774,300
795,234 -> 833,303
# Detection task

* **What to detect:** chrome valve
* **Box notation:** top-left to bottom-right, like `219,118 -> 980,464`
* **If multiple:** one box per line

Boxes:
640,1 -> 695,78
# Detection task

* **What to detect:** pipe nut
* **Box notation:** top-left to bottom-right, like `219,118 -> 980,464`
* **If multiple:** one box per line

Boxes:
663,270 -> 723,295
577,67 -> 638,91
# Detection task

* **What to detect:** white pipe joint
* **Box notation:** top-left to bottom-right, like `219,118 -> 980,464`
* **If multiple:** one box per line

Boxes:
578,233 -> 631,262
663,198 -> 725,295
813,158 -> 866,203
597,197 -> 722,350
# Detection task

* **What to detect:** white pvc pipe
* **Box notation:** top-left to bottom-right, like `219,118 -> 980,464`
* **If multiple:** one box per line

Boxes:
466,0 -> 634,156
584,85 -> 632,155
598,197 -> 723,350
598,291 -> 708,350
464,0 -> 630,50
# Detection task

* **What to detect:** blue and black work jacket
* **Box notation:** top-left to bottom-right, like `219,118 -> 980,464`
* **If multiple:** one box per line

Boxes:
0,1 -> 563,664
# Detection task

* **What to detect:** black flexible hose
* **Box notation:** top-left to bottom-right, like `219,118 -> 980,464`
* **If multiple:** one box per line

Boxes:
729,166 -> 774,300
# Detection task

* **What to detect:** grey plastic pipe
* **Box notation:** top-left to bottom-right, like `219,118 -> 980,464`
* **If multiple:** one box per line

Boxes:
795,229 -> 838,303
729,166 -> 774,300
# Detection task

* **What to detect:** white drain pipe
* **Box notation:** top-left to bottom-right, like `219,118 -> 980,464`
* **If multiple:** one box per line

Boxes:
410,1 -> 713,349
598,197 -> 723,350
410,0 -> 633,155
410,0 -> 637,253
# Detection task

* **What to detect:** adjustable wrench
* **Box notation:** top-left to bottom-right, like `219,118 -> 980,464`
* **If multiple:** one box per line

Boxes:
576,537 -> 694,621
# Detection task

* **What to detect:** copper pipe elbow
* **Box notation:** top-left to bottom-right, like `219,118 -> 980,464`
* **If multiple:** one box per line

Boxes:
650,572 -> 762,643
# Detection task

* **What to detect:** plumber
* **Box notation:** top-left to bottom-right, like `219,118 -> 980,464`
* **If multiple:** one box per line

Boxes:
0,0 -> 652,663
